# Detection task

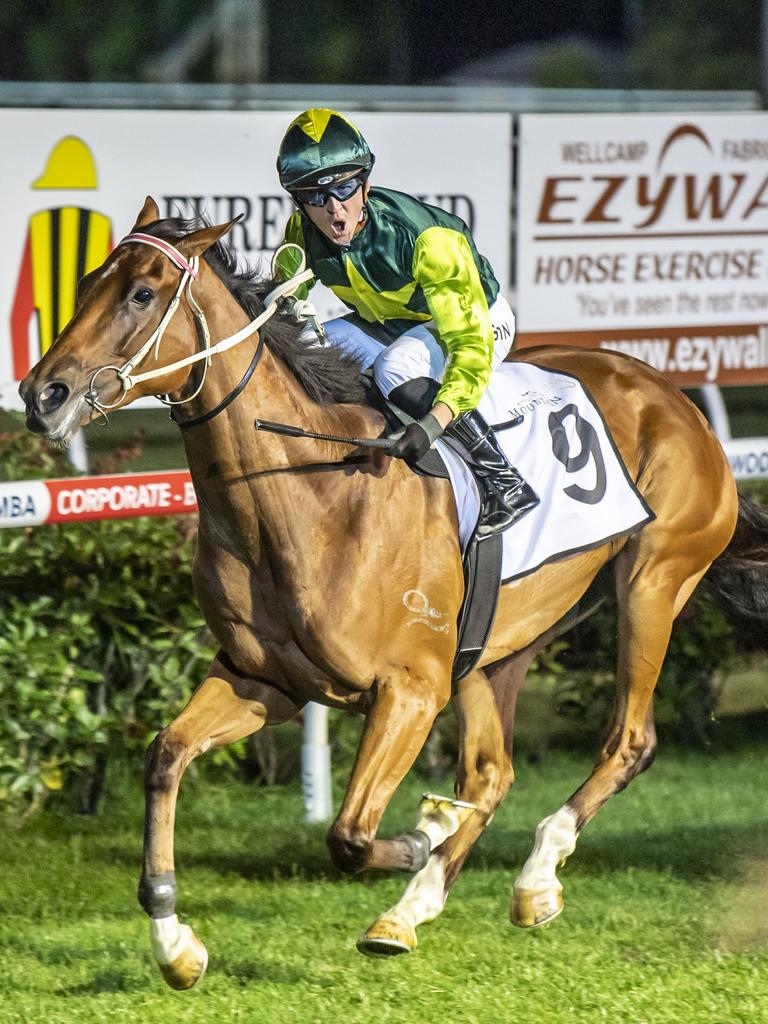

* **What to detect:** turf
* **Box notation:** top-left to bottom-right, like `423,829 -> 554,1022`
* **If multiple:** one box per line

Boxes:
1,743 -> 767,1024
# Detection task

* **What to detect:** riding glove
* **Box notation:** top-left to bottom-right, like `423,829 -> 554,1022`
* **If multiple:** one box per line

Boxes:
387,412 -> 444,463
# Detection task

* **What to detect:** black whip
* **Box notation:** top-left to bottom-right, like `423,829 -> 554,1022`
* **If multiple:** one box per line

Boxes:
254,418 -> 393,449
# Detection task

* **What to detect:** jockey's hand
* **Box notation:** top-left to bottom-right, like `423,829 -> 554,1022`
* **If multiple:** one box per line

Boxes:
387,412 -> 445,463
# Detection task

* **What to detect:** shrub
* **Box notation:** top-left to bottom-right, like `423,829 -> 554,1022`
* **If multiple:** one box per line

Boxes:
0,433 -> 215,816
0,433 -> 761,814
552,589 -> 737,745
550,481 -> 767,745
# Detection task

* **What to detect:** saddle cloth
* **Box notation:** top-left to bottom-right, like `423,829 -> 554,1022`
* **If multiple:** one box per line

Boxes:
434,362 -> 654,583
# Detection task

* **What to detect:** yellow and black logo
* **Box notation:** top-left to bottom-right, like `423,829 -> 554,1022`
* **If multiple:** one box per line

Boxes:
11,136 -> 113,379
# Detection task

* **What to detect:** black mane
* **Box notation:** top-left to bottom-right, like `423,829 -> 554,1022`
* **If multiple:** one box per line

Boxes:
146,217 -> 368,406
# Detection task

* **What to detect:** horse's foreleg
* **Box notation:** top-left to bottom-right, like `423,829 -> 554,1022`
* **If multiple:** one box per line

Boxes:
139,654 -> 302,989
358,669 -> 513,957
326,676 -> 448,883
511,544 -> 709,929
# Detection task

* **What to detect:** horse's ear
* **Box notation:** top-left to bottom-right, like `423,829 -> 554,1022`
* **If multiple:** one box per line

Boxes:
176,217 -> 242,259
133,196 -> 160,229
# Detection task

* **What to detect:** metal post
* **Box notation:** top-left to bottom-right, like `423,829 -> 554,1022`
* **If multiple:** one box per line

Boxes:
68,430 -> 89,472
699,383 -> 732,442
301,702 -> 333,823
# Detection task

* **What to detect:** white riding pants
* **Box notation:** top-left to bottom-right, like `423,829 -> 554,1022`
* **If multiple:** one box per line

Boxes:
323,294 -> 515,403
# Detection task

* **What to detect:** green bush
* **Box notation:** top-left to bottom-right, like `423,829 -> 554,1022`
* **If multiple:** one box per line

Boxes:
0,433 -> 215,816
552,589 -> 737,746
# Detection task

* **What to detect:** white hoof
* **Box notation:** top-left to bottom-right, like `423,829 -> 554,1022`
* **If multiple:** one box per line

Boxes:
150,914 -> 208,990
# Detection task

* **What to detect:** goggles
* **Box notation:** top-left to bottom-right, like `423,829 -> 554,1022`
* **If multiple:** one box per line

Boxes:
293,175 -> 365,208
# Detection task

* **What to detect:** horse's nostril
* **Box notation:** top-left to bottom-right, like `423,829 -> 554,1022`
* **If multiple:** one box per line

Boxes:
38,381 -> 70,413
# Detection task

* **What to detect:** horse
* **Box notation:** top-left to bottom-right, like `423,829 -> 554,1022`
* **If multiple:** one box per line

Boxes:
20,197 -> 768,989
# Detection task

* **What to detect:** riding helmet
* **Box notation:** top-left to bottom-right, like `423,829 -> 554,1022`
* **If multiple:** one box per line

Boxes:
277,108 -> 375,192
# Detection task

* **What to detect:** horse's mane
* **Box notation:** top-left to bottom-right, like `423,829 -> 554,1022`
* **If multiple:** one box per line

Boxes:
146,217 -> 368,406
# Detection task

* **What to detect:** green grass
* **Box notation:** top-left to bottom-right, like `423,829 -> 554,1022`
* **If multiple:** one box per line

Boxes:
2,744 -> 767,1024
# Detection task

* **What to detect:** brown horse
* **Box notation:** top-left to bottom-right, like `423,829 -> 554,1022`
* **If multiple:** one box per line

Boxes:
20,198 -> 768,989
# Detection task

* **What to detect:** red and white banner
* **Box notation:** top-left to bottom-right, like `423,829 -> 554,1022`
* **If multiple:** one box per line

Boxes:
0,470 -> 196,528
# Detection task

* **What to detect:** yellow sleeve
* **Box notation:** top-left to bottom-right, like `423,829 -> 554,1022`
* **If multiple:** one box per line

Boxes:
273,212 -> 313,300
411,226 -> 494,416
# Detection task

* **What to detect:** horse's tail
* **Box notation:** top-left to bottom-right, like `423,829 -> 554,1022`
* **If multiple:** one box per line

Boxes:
704,494 -> 768,647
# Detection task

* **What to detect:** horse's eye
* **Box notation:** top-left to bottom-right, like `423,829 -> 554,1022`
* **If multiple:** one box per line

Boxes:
133,287 -> 154,306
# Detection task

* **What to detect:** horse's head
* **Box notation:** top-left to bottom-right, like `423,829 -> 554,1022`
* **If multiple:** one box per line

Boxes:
20,197 -> 237,448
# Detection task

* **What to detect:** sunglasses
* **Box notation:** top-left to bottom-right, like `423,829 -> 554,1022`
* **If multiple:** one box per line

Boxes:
293,176 -> 365,208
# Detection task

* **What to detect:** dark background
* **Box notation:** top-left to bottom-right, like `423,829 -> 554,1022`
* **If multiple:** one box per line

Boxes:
0,0 -> 762,94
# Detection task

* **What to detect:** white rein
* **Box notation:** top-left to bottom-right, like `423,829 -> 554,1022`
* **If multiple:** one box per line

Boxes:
87,234 -> 314,413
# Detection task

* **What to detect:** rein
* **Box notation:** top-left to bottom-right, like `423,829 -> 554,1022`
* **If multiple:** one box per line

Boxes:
89,231 -> 393,450
85,236 -> 314,418
173,333 -> 266,430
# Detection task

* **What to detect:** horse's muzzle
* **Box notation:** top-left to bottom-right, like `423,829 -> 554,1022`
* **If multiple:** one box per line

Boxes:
19,377 -> 73,435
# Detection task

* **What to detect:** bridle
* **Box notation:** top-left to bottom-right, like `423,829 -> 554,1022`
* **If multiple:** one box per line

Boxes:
85,230 -> 393,449
85,233 -> 314,427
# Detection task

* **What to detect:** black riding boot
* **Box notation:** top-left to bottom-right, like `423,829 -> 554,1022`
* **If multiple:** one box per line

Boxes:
447,410 -> 540,537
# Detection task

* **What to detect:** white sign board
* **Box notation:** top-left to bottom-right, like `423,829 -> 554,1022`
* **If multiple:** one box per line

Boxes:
516,113 -> 768,387
0,109 -> 511,409
725,437 -> 768,479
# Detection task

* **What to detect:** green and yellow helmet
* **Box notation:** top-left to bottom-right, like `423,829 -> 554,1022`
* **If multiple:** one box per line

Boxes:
276,108 -> 374,192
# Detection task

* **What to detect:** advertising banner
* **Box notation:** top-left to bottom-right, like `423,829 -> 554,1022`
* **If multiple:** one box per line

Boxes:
0,109 -> 511,409
516,113 -> 768,387
0,470 -> 196,528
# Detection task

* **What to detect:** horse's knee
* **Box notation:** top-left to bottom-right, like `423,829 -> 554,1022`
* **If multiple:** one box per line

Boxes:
326,822 -> 373,873
606,730 -> 658,794
495,752 -> 515,795
457,750 -> 513,809
633,736 -> 657,777
144,729 -> 188,794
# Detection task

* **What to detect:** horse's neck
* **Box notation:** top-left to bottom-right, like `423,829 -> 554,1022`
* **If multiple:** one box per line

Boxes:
175,279 -> 384,546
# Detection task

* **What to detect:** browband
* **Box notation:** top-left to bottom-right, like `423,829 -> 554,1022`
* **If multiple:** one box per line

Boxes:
120,233 -> 199,278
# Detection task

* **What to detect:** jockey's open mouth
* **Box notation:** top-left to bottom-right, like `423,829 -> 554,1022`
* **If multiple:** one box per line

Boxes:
324,200 -> 356,245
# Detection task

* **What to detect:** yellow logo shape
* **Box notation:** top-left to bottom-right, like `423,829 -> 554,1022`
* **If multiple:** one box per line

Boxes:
333,257 -> 430,325
289,108 -> 360,144
32,136 -> 98,190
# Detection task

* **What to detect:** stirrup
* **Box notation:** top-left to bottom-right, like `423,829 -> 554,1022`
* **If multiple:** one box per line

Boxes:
477,482 -> 539,537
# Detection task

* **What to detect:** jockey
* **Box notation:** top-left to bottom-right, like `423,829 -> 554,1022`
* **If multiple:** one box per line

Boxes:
275,108 -> 538,536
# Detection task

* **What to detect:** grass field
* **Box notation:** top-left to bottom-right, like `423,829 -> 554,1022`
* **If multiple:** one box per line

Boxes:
2,737 -> 767,1024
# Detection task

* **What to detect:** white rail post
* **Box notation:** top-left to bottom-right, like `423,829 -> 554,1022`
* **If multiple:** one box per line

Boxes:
301,702 -> 332,823
699,384 -> 732,442
68,430 -> 89,472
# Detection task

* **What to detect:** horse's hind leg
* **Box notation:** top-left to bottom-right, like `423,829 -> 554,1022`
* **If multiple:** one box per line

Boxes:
139,654 -> 302,989
358,667 -> 516,956
511,535 -> 713,929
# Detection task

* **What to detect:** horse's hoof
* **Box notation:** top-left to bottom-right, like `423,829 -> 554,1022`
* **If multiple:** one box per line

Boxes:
150,915 -> 209,990
510,886 -> 563,928
356,912 -> 417,958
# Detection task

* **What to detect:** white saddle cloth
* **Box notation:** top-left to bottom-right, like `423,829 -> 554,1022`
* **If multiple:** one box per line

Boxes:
433,362 -> 654,583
